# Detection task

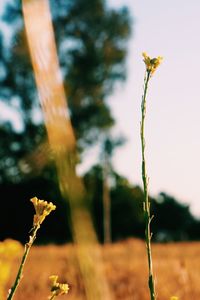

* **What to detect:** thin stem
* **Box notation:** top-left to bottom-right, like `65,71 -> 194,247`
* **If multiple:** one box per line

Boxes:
140,70 -> 156,300
103,152 -> 111,244
48,295 -> 56,300
7,225 -> 40,300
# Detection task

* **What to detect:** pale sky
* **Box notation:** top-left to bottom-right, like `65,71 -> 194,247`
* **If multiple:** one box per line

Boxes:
1,1 -> 200,217
105,0 -> 200,217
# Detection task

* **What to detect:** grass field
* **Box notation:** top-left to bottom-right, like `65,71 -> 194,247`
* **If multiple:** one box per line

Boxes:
5,238 -> 200,300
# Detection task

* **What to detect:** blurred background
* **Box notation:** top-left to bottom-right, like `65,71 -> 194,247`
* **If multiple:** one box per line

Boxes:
0,0 -> 200,245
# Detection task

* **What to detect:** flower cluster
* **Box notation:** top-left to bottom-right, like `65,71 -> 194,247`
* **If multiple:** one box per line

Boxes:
30,197 -> 56,227
49,275 -> 69,298
142,52 -> 163,75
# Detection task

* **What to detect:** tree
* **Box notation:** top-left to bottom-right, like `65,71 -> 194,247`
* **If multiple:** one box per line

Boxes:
152,192 -> 195,242
101,133 -> 125,243
0,0 -> 132,183
83,166 -> 145,243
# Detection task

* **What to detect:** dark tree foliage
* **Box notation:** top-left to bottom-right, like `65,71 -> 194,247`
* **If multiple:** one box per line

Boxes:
84,167 -> 200,243
151,192 -> 197,242
84,165 -> 145,243
0,0 -> 132,183
0,174 -> 72,244
110,176 -> 145,241
0,159 -> 199,243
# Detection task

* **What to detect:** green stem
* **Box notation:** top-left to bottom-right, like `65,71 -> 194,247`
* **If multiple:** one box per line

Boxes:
7,225 -> 40,300
48,295 -> 56,300
140,70 -> 156,300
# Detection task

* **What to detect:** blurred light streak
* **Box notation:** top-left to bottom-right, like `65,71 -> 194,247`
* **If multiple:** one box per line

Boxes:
22,0 -> 112,299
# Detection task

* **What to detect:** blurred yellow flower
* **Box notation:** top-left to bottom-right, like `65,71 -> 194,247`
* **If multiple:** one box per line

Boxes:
0,239 -> 23,298
0,239 -> 23,259
30,197 -> 56,227
142,52 -> 163,75
170,297 -> 179,300
49,275 -> 69,297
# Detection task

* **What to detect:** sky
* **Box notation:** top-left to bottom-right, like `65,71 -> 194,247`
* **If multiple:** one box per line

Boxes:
104,0 -> 200,217
1,1 -> 200,217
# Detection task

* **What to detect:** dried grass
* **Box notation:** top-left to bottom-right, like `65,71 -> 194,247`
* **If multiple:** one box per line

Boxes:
5,238 -> 200,300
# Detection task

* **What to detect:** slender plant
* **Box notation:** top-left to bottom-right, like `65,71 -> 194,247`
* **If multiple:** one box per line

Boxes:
7,197 -> 57,300
140,52 -> 163,300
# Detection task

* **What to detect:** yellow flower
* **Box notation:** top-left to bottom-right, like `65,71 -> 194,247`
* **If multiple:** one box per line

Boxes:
30,197 -> 56,227
142,52 -> 163,75
170,297 -> 179,300
49,275 -> 69,297
0,239 -> 23,299
0,239 -> 23,259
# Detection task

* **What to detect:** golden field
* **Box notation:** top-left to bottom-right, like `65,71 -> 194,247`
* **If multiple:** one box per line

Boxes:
4,238 -> 200,300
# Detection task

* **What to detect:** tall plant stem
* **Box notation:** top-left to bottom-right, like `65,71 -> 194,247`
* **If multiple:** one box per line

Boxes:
140,70 -> 156,300
7,225 -> 39,300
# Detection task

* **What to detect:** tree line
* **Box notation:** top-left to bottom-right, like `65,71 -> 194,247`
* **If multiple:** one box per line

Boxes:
0,164 -> 199,244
